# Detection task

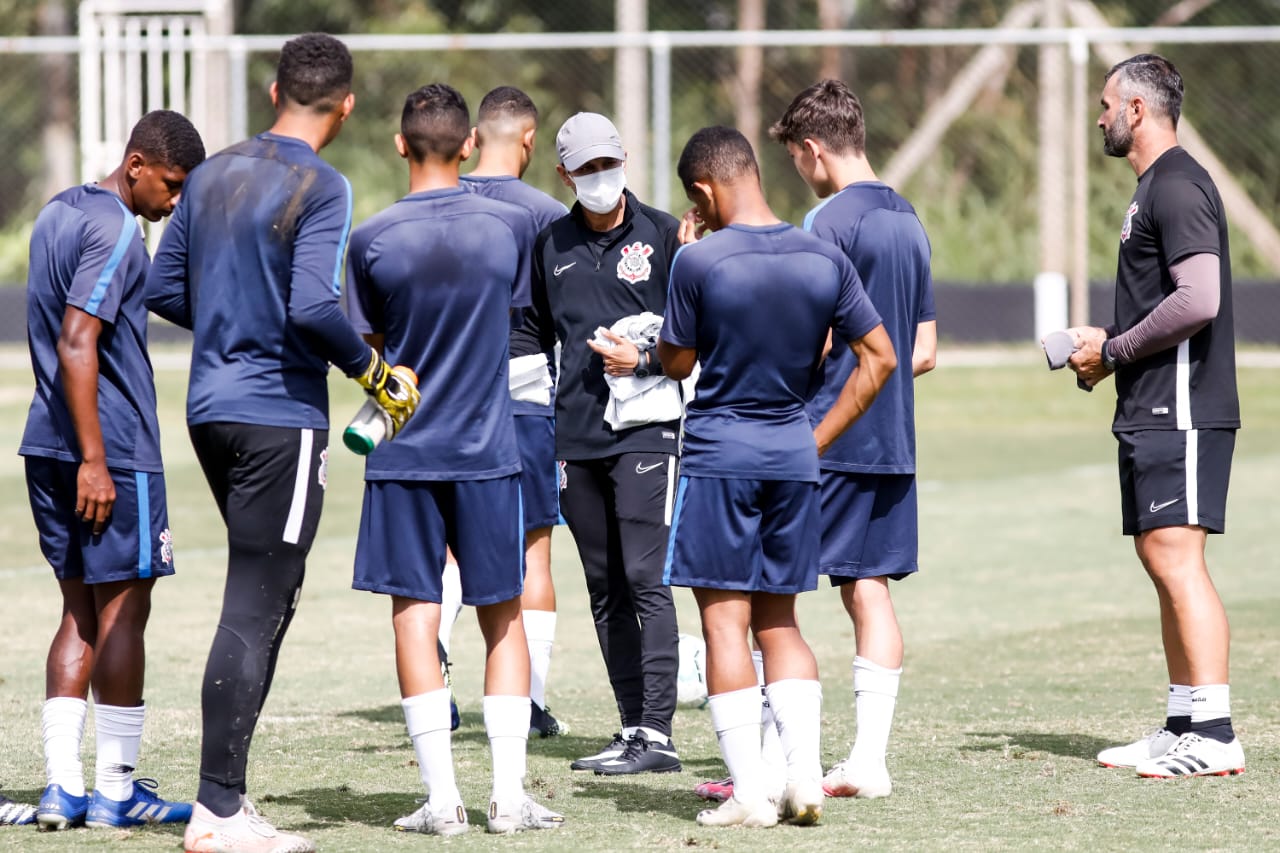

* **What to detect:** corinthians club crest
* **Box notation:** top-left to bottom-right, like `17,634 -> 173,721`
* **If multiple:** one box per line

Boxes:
1120,201 -> 1139,243
617,241 -> 654,284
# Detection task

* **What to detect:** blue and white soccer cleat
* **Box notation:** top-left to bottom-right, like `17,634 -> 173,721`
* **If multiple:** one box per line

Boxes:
84,778 -> 192,827
0,792 -> 37,825
36,783 -> 89,831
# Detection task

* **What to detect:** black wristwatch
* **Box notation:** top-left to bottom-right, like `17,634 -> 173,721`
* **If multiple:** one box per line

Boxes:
633,348 -> 651,378
1100,338 -> 1118,371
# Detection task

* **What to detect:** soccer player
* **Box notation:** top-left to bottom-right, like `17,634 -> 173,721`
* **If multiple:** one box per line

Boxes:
145,34 -> 419,852
347,83 -> 563,836
461,85 -> 571,738
21,109 -> 204,832
1067,54 -> 1243,778
659,126 -> 895,827
529,112 -> 683,774
769,79 -> 937,799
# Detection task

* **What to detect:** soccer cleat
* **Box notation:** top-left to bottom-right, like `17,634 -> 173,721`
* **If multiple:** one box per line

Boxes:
1096,727 -> 1179,769
184,801 -> 315,853
0,792 -> 37,825
393,800 -> 470,836
570,733 -> 628,770
85,777 -> 192,827
485,795 -> 565,834
594,732 -> 682,775
529,703 -> 570,738
776,779 -> 824,825
694,777 -> 734,802
695,795 -> 778,828
1135,732 -> 1245,779
36,783 -> 89,831
822,759 -> 892,799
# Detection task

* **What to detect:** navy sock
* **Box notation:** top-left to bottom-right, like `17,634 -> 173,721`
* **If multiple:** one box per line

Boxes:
1190,716 -> 1235,744
1165,714 -> 1191,736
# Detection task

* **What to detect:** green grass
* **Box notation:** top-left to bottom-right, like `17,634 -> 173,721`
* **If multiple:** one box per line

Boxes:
1,345 -> 1278,851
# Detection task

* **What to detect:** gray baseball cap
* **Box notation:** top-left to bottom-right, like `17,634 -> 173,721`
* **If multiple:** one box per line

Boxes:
556,112 -> 625,171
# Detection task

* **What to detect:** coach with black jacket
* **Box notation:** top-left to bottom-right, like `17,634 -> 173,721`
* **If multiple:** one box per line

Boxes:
525,112 -> 681,775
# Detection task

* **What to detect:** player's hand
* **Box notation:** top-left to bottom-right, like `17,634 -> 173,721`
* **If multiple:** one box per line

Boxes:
76,458 -> 115,535
678,207 -> 709,244
587,329 -> 640,376
1065,325 -> 1111,387
354,349 -> 422,439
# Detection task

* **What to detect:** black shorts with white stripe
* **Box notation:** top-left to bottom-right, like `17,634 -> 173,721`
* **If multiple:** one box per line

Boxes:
1116,428 -> 1235,536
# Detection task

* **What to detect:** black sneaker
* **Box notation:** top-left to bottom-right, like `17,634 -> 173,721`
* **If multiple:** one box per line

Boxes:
570,733 -> 628,771
529,703 -> 570,738
594,732 -> 682,775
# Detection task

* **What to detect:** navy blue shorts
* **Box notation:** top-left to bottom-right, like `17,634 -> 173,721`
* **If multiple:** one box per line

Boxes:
25,456 -> 174,584
820,471 -> 919,584
353,475 -> 524,606
1117,428 -> 1233,536
664,475 -> 820,594
515,414 -> 559,532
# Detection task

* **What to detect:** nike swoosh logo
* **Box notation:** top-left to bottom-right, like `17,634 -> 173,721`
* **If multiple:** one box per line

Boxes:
635,461 -> 665,474
1149,498 -> 1180,512
554,262 -> 576,276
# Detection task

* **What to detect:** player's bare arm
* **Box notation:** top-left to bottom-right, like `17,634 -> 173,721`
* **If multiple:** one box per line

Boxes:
656,339 -> 696,382
913,320 -> 937,377
813,322 -> 896,455
1066,325 -> 1111,386
56,305 -> 115,533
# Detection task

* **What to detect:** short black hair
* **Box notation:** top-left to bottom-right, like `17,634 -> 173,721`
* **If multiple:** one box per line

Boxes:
400,83 -> 471,162
1105,53 -> 1184,127
477,85 -> 538,125
677,125 -> 759,190
275,33 -> 352,114
769,79 -> 866,155
125,109 -> 205,173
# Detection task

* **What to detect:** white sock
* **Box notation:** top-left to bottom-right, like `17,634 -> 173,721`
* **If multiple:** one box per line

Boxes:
94,703 -> 144,801
708,686 -> 765,804
523,610 -> 556,709
753,651 -> 787,797
484,695 -> 530,806
403,690 -> 460,810
637,727 -> 669,746
1189,684 -> 1230,725
42,697 -> 87,796
1167,684 -> 1192,721
764,678 -> 823,783
438,560 -> 463,657
850,656 -> 901,767
621,725 -> 639,739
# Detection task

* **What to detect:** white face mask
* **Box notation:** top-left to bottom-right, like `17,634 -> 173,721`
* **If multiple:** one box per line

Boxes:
572,166 -> 627,214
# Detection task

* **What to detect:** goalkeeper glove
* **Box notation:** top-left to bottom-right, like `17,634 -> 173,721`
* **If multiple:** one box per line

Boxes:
354,348 -> 421,439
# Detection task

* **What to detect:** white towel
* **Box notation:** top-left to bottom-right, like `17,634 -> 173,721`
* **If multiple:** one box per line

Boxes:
593,313 -> 684,431
509,353 -> 552,406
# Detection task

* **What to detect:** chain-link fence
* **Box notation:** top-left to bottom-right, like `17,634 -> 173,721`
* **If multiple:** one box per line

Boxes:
2,4 -> 1279,343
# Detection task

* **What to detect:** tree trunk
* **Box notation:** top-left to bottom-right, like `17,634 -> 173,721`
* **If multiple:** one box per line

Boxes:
39,0 -> 75,198
818,0 -> 843,82
733,0 -> 764,154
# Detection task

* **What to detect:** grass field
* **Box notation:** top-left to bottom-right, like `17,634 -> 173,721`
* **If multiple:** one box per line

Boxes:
1,344 -> 1277,852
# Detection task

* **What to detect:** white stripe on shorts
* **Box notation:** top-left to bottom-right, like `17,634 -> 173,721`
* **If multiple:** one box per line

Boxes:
1175,339 -> 1192,429
663,455 -> 676,527
1184,428 -> 1199,526
282,428 -> 314,544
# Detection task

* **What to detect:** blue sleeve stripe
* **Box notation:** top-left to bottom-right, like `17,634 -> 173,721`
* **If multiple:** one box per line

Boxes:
661,475 -> 690,585
135,472 -> 152,579
85,198 -> 138,316
801,195 -> 834,233
331,175 -> 354,295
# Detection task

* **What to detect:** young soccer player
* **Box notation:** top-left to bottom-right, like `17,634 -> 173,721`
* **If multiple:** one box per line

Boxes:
659,126 -> 896,827
461,85 -> 571,738
347,83 -> 563,836
22,109 -> 204,831
146,34 -> 419,853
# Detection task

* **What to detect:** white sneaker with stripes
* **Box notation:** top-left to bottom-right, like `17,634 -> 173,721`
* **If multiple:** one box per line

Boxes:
1096,727 -> 1179,769
1135,732 -> 1245,778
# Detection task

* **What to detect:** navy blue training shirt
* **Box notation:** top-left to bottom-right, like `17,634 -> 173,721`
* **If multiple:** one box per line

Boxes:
346,187 -> 534,480
663,223 -> 882,482
21,184 -> 162,472
146,132 -> 369,430
803,183 -> 935,474
461,174 -> 568,416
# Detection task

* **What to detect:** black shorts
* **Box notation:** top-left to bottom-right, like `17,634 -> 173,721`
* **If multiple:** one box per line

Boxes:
1117,428 -> 1234,536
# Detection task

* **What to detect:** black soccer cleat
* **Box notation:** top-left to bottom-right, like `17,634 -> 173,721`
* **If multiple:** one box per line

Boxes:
529,703 -> 569,738
593,732 -> 682,775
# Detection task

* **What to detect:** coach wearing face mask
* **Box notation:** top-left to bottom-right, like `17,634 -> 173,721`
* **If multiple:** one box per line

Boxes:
527,111 -> 682,775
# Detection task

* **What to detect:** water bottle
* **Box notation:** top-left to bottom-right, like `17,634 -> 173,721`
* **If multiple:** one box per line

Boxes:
342,397 -> 393,455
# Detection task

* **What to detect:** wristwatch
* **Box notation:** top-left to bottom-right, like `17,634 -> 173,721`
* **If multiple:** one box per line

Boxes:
633,349 -> 651,378
1100,338 -> 1118,371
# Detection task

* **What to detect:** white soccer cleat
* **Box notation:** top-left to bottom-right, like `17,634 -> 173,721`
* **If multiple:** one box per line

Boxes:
776,779 -> 823,826
695,795 -> 779,828
822,759 -> 892,799
393,799 -> 470,836
183,802 -> 315,853
1135,733 -> 1245,778
1096,727 -> 1179,769
485,795 -> 564,834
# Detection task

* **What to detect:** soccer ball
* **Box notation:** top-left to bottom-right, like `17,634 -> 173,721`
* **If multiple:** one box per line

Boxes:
676,632 -> 708,708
